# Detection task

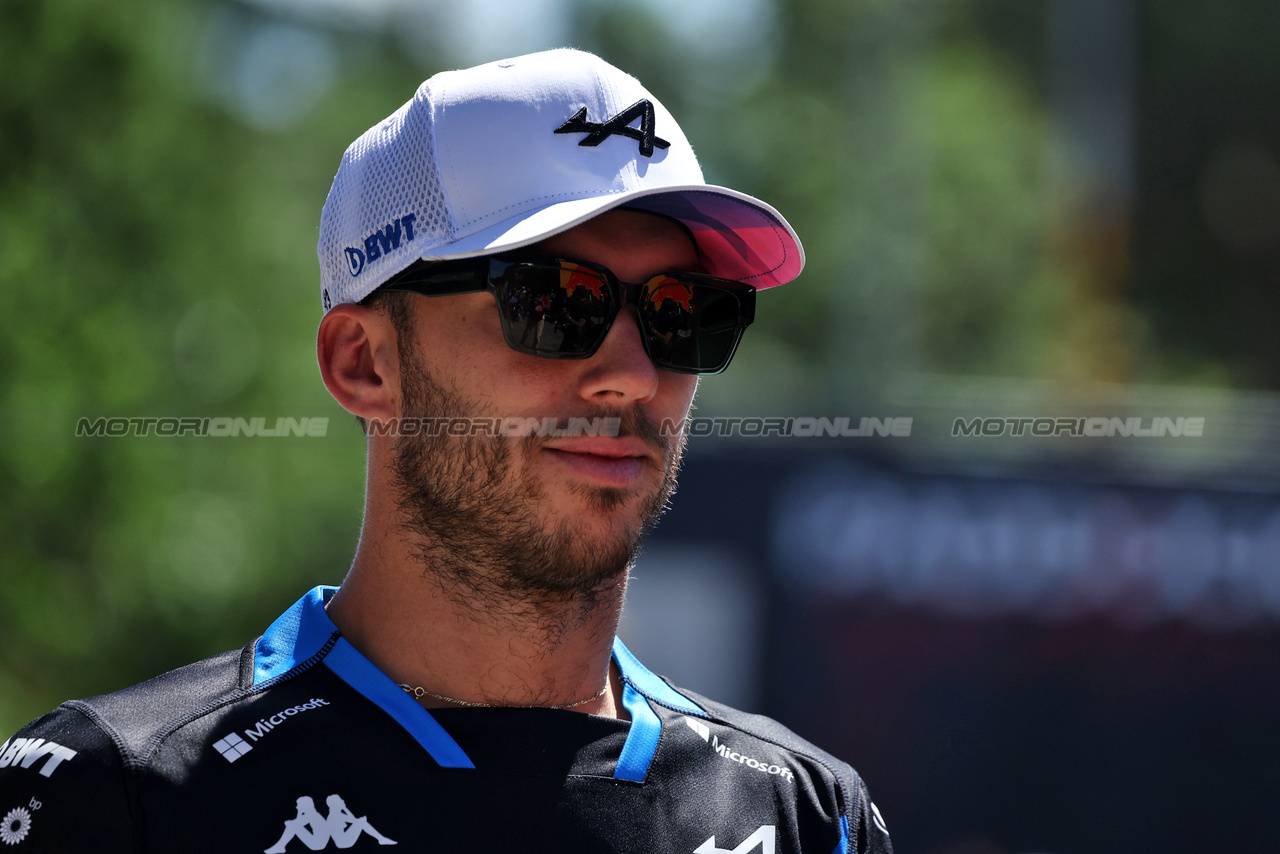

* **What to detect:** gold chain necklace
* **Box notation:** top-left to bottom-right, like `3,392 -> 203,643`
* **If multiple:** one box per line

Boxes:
397,682 -> 608,709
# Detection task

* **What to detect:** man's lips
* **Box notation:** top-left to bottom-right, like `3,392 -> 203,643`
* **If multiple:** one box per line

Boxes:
541,437 -> 657,487
542,437 -> 654,459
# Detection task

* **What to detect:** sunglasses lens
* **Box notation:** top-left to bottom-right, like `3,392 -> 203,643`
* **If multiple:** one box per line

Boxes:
499,263 -> 614,356
641,278 -> 747,373
492,261 -> 752,373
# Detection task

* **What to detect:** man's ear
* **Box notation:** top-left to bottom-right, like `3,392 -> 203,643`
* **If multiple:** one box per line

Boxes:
317,304 -> 402,423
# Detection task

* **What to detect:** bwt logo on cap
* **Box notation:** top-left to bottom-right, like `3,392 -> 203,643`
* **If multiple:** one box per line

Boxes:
345,212 -> 418,277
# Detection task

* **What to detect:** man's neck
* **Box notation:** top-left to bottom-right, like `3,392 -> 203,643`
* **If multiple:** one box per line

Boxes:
324,535 -> 629,719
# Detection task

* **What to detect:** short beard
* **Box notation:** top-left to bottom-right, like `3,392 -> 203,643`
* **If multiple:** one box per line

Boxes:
388,335 -> 687,627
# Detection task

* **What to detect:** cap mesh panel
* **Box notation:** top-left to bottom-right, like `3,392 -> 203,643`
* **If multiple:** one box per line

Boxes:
318,84 -> 456,311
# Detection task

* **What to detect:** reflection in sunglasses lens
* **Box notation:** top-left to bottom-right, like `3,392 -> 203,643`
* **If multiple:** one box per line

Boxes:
642,283 -> 738,371
507,265 -> 613,355
497,261 -> 745,371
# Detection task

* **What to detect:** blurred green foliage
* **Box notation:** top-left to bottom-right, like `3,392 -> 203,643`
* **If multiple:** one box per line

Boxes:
0,0 -> 429,729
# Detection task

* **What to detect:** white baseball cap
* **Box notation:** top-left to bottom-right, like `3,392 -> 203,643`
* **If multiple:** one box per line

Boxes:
317,48 -> 804,312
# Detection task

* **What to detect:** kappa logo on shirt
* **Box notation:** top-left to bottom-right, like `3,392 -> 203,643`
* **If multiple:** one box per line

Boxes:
683,718 -> 795,783
264,794 -> 396,852
694,824 -> 775,854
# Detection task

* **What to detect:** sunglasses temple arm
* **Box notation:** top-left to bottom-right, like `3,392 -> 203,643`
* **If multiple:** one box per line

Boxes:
381,260 -> 493,296
739,289 -> 757,325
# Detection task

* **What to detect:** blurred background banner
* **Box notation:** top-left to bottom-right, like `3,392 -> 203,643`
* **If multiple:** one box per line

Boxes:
3,1 -> 1279,852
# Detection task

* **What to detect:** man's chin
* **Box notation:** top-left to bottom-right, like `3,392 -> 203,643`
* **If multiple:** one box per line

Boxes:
500,519 -> 638,602
550,476 -> 677,541
569,483 -> 638,515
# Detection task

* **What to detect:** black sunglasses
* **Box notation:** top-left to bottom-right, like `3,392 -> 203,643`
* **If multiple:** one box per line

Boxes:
377,255 -> 756,375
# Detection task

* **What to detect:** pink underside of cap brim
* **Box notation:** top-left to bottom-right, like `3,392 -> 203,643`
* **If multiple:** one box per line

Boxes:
421,185 -> 804,289
684,225 -> 802,288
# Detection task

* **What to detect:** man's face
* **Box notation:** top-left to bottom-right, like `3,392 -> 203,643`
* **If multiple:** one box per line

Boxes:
387,210 -> 700,606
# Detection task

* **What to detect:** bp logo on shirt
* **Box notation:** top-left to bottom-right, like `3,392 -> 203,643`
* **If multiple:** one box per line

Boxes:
1,805 -> 33,846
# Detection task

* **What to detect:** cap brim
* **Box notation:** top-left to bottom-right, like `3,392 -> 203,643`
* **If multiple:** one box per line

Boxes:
419,185 -> 804,289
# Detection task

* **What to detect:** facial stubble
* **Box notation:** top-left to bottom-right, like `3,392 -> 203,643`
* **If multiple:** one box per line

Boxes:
388,334 -> 688,619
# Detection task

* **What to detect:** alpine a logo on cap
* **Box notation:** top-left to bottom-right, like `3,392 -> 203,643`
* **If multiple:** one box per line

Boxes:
345,212 -> 418,278
554,99 -> 670,157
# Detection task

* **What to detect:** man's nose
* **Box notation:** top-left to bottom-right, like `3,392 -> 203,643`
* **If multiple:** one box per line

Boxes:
576,308 -> 659,404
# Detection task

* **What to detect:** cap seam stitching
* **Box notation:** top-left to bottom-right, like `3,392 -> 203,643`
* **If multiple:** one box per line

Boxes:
431,78 -> 465,238
703,194 -> 789,282
595,57 -> 640,189
454,187 -> 634,233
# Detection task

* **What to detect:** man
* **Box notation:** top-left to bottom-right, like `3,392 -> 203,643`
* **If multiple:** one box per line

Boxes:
0,49 -> 892,852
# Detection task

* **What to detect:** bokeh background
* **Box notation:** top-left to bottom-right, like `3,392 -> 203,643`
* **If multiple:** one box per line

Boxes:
4,1 -> 1280,852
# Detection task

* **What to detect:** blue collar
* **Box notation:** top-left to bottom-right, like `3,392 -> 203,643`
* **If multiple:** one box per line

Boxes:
253,586 -> 705,780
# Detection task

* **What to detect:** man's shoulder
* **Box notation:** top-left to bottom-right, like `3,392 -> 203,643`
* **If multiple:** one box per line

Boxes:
678,687 -> 847,769
1,642 -> 255,786
62,644 -> 254,762
662,683 -> 868,800
0,644 -> 257,852
652,681 -> 895,854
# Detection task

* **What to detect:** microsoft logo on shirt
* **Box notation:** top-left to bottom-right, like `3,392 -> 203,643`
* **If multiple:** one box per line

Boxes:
212,733 -> 253,763
211,698 -> 332,764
